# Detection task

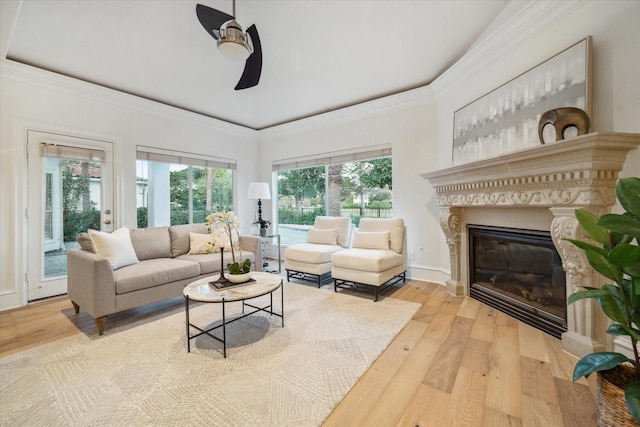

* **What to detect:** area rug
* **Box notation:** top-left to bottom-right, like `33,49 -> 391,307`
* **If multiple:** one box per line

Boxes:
0,282 -> 419,426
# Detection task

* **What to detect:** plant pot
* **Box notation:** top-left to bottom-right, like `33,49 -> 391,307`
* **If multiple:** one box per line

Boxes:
260,228 -> 267,237
596,366 -> 638,427
226,272 -> 251,284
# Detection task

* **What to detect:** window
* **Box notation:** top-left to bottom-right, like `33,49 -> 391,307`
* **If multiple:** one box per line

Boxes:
274,146 -> 392,244
136,147 -> 235,227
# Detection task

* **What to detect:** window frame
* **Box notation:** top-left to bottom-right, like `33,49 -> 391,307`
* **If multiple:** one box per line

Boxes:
136,146 -> 237,227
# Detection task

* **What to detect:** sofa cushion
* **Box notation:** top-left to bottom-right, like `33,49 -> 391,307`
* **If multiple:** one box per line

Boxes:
352,231 -> 390,250
188,232 -> 214,255
177,252 -> 256,275
285,243 -> 344,264
359,218 -> 404,253
130,226 -> 171,260
169,223 -> 209,257
307,227 -> 338,245
314,216 -> 352,248
88,227 -> 139,270
114,258 -> 200,294
331,248 -> 402,272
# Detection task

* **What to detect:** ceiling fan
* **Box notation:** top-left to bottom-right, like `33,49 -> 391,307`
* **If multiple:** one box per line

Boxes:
196,1 -> 262,90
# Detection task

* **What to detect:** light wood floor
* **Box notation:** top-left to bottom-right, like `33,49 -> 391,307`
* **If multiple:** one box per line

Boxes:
0,279 -> 597,426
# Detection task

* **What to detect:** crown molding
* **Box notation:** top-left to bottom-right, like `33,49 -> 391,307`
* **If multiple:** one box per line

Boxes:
258,84 -> 435,139
1,60 -> 257,139
430,0 -> 587,96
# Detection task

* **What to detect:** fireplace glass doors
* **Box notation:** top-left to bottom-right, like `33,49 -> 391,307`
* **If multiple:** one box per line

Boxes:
468,225 -> 567,338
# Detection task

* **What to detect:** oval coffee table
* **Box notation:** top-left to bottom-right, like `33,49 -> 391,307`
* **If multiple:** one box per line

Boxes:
183,271 -> 283,357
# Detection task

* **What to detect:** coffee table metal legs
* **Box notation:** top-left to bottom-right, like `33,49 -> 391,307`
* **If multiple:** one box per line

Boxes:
185,296 -> 190,353
185,283 -> 283,357
222,299 -> 227,357
184,295 -> 229,356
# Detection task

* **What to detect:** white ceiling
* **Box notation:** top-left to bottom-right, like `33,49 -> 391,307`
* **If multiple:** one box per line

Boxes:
4,0 -> 509,130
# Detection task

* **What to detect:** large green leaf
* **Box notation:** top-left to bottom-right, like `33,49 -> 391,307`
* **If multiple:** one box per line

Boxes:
623,257 -> 640,278
564,238 -> 607,256
573,352 -> 631,380
598,295 -> 628,324
609,244 -> 640,268
575,209 -> 610,244
625,380 -> 640,424
568,287 -> 616,305
622,278 -> 640,310
584,249 -> 622,282
606,324 -> 640,341
619,233 -> 635,246
600,213 -> 640,240
617,177 -> 640,218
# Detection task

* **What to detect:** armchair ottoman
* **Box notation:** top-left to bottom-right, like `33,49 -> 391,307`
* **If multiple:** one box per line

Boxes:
331,218 -> 407,301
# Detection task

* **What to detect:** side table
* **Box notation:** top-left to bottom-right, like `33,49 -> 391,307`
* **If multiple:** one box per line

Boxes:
255,233 -> 281,273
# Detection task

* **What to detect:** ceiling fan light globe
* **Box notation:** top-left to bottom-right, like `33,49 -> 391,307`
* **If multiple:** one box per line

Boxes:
217,19 -> 253,60
217,39 -> 251,60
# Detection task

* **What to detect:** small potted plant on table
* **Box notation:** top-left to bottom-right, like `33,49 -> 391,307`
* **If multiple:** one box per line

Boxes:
257,218 -> 271,237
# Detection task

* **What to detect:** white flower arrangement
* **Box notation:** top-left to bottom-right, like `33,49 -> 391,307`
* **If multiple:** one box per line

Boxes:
205,211 -> 251,274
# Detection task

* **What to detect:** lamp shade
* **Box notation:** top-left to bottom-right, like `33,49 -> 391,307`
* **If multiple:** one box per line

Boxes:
247,182 -> 271,200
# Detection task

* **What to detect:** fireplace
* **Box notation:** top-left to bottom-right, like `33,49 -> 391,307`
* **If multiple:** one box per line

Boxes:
422,132 -> 640,357
468,225 -> 566,338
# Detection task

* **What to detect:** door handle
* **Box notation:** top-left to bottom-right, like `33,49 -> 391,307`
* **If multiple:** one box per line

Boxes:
104,220 -> 112,225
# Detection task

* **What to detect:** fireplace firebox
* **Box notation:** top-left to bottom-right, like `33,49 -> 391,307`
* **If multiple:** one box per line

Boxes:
468,225 -> 567,338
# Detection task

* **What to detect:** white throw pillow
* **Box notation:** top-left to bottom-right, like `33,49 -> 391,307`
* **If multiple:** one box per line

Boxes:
314,216 -> 351,247
188,232 -> 214,254
359,218 -> 404,253
307,227 -> 338,245
352,231 -> 390,250
88,227 -> 139,270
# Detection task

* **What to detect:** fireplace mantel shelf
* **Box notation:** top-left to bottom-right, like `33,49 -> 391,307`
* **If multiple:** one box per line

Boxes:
422,132 -> 640,208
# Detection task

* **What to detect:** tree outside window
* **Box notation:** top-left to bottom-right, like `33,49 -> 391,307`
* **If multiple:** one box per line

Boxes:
277,157 -> 392,244
137,160 -> 233,228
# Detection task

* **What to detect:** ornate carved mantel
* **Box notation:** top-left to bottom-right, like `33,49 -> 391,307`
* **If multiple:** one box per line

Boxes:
421,131 -> 639,357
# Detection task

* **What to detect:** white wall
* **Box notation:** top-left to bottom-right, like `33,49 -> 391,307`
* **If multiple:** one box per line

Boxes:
0,63 -> 259,310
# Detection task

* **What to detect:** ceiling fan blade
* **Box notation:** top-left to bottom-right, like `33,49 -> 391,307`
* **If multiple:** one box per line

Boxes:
196,4 -> 233,40
235,24 -> 262,90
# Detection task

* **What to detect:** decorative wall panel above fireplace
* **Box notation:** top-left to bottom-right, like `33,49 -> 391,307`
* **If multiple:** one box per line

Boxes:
452,37 -> 592,165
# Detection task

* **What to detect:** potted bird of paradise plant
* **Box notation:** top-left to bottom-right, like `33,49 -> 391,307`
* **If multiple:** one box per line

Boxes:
565,177 -> 640,425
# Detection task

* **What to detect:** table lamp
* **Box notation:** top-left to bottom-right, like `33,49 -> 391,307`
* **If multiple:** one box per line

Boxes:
247,182 -> 271,226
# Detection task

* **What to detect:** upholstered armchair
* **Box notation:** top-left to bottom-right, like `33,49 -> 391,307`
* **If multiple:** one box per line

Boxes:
284,216 -> 353,287
331,218 -> 407,301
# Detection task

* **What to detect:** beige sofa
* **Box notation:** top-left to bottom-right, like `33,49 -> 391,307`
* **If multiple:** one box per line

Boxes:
67,223 -> 262,335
